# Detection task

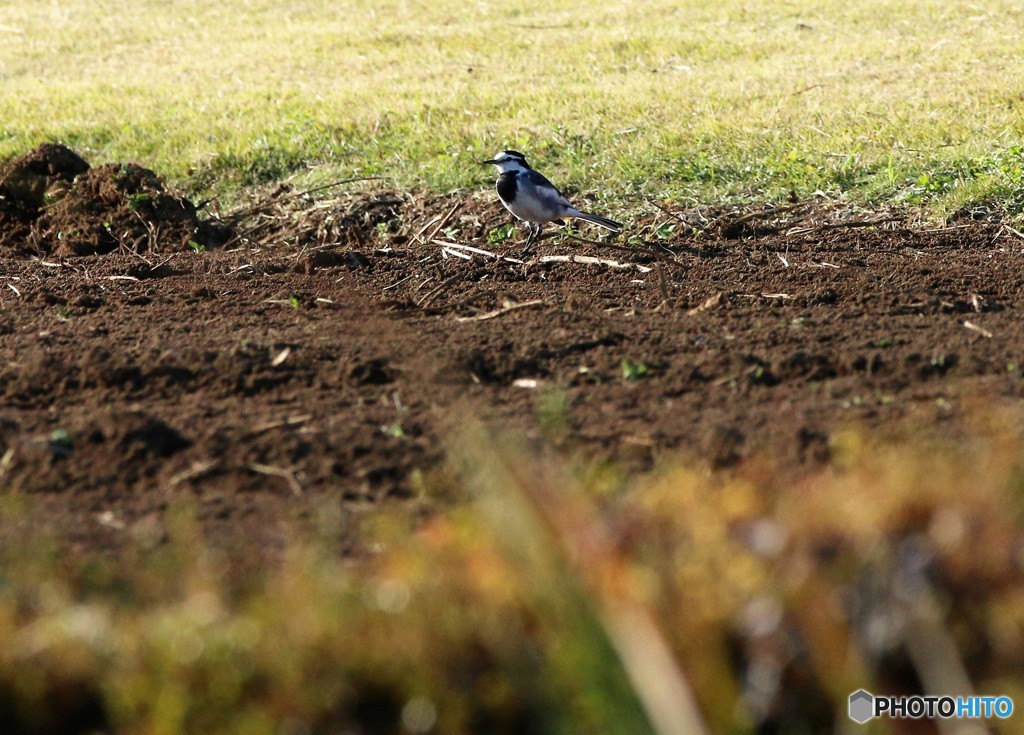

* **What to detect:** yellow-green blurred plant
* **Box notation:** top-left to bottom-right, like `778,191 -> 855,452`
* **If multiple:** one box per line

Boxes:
3,414 -> 1024,734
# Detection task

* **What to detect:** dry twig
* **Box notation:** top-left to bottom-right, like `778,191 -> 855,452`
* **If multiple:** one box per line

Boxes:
417,272 -> 464,308
251,414 -> 313,434
537,254 -> 652,272
646,198 -> 701,229
788,215 -> 903,235
558,232 -> 685,268
382,274 -> 415,292
963,320 -> 993,338
705,201 -> 811,232
455,299 -> 545,322
227,176 -> 388,222
687,292 -> 726,315
247,463 -> 304,496
436,240 -> 525,264
420,201 -> 461,244
655,263 -> 670,302
1002,224 -> 1024,241
169,460 -> 220,487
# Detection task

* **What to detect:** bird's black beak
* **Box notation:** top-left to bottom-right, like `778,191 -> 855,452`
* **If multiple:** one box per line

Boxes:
480,159 -> 498,166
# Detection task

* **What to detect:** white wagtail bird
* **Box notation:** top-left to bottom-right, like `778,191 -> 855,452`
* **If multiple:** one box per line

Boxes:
482,150 -> 622,254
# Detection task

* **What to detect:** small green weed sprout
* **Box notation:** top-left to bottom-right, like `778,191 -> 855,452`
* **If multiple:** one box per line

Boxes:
621,359 -> 649,381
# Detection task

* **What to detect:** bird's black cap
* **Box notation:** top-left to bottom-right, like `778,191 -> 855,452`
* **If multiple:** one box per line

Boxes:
481,149 -> 530,166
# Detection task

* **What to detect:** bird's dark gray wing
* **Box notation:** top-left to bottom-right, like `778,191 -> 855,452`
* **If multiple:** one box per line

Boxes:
523,169 -> 572,208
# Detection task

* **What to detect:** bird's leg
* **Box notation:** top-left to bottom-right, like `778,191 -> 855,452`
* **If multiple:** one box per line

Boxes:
522,222 -> 542,255
522,222 -> 537,255
519,222 -> 532,252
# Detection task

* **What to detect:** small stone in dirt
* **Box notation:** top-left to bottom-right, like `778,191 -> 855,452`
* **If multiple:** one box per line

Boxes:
300,250 -> 346,271
75,294 -> 104,309
809,288 -> 838,305
36,290 -> 67,306
349,357 -> 395,385
85,411 -> 191,460
346,251 -> 372,269
194,220 -> 234,249
296,250 -> 372,274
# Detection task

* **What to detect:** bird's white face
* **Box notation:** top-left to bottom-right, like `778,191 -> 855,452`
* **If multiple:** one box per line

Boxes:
481,150 -> 530,174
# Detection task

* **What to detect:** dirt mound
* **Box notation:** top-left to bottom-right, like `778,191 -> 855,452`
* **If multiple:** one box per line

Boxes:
0,143 -> 231,256
0,143 -> 89,248
1,142 -> 89,185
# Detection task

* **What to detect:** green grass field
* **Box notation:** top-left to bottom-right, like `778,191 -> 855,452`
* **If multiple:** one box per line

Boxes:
2,0 -> 1024,212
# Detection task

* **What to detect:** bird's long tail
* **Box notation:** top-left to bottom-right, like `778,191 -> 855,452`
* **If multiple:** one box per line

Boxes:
567,208 -> 622,232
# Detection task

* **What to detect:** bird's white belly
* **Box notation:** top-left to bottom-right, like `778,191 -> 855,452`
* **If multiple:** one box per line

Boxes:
503,191 -> 559,224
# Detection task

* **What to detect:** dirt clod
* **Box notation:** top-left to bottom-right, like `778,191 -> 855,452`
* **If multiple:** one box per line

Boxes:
0,144 -> 231,256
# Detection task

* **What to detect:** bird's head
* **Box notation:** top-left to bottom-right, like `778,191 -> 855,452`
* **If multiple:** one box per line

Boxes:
481,149 -> 530,173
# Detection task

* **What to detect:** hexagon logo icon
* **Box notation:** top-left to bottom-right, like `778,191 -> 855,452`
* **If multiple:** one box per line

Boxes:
849,689 -> 874,724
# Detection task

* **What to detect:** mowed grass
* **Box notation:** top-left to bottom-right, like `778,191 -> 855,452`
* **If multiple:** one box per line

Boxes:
2,0 -> 1024,213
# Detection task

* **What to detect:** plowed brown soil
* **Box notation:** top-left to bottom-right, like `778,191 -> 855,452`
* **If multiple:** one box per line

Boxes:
3,145 -> 1024,553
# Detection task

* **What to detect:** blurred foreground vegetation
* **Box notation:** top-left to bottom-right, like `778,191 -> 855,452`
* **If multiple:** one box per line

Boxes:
3,418 -> 1024,734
